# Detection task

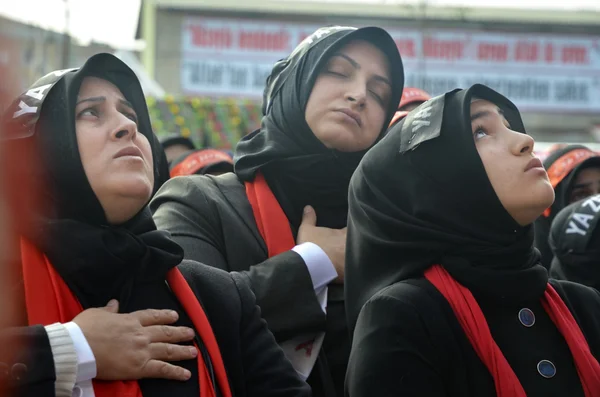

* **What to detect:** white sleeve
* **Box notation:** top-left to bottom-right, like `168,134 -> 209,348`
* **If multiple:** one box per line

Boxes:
292,242 -> 337,298
63,322 -> 97,383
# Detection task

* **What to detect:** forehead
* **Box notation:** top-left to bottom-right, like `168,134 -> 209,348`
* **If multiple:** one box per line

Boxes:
469,98 -> 498,114
78,76 -> 123,98
333,40 -> 390,74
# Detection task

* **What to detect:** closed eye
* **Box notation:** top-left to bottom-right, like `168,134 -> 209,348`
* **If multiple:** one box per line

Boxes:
123,111 -> 138,124
369,90 -> 384,106
327,70 -> 348,78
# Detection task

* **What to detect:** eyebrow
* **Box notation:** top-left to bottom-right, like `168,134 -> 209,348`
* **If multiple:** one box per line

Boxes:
470,108 -> 505,122
75,96 -> 134,109
331,53 -> 392,87
572,180 -> 600,190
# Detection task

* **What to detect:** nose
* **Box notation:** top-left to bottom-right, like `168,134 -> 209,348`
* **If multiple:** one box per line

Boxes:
346,78 -> 367,109
110,112 -> 138,141
512,130 -> 534,156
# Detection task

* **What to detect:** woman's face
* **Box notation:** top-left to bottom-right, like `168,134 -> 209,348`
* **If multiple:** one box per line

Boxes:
305,39 -> 392,152
75,77 -> 154,224
569,166 -> 600,204
471,99 -> 555,226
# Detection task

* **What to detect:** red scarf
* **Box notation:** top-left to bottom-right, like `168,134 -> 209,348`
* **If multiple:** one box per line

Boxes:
246,172 -> 322,357
21,238 -> 233,397
424,264 -> 600,397
245,172 -> 295,256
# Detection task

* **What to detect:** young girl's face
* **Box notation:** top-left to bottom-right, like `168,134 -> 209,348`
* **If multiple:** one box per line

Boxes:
471,99 -> 555,226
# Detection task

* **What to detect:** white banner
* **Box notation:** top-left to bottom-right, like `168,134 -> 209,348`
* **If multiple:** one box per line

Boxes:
181,16 -> 600,113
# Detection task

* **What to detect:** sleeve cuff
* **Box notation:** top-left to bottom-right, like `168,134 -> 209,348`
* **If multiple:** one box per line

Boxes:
292,242 -> 337,292
44,323 -> 77,397
64,322 -> 97,383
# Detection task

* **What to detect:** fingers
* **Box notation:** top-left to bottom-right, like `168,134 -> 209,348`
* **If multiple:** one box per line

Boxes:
149,343 -> 198,362
300,205 -> 317,227
145,325 -> 196,343
142,359 -> 192,381
100,299 -> 119,313
134,309 -> 179,326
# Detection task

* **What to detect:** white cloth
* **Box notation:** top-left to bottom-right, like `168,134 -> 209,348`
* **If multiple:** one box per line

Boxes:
64,322 -> 96,397
284,242 -> 337,380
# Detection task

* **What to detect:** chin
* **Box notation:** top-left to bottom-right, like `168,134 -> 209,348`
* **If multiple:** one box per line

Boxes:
522,184 -> 555,224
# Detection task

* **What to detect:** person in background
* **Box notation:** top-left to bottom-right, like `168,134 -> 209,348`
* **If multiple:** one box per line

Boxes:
160,134 -> 196,164
2,53 -> 310,397
152,25 -> 404,397
388,86 -> 431,128
534,145 -> 600,269
549,194 -> 600,291
170,149 -> 234,178
345,85 -> 600,396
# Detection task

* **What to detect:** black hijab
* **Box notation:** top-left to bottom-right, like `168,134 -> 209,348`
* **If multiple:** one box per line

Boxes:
534,146 -> 600,269
549,194 -> 600,291
3,53 -> 181,310
345,84 -> 547,332
234,26 -> 404,230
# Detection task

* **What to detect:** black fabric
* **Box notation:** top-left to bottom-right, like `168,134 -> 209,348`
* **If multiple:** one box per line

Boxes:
346,277 -> 600,397
345,84 -> 547,333
0,325 -> 56,397
234,26 -> 404,230
534,147 -> 600,269
177,262 -> 311,397
549,194 -> 600,291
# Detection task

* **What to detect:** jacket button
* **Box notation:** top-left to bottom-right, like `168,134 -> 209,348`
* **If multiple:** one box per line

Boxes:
11,363 -> 28,382
518,308 -> 535,327
537,360 -> 556,378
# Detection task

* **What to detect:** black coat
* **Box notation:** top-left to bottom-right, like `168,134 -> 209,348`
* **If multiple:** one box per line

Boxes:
3,261 -> 311,397
151,173 -> 349,397
346,277 -> 600,397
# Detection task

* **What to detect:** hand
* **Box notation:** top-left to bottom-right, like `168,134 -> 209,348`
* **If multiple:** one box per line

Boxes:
73,300 -> 197,381
297,205 -> 347,284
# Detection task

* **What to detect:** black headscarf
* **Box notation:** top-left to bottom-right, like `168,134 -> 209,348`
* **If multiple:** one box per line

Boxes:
3,53 -> 182,310
549,194 -> 600,291
534,146 -> 600,269
234,26 -> 404,230
345,84 -> 548,332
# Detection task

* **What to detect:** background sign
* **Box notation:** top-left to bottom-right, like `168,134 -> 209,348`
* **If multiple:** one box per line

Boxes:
181,16 -> 600,113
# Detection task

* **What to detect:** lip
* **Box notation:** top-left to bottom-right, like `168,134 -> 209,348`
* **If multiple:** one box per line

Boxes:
337,108 -> 362,127
114,146 -> 143,159
524,157 -> 544,172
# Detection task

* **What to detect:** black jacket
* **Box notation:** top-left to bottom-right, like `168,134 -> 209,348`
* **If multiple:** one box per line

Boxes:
0,325 -> 55,397
3,261 -> 311,397
151,173 -> 348,397
346,277 -> 600,397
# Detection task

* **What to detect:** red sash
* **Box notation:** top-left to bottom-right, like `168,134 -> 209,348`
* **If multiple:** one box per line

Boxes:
245,172 -> 296,256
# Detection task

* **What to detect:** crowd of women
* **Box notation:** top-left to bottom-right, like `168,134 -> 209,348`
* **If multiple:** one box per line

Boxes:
1,24 -> 600,397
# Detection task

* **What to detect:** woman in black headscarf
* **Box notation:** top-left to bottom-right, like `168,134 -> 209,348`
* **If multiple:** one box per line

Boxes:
534,145 -> 600,269
151,26 -> 404,397
549,194 -> 600,291
3,53 -> 309,397
345,84 -> 600,397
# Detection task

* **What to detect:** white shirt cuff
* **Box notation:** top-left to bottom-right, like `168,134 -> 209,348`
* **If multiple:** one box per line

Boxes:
292,242 -> 337,292
64,322 -> 97,383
